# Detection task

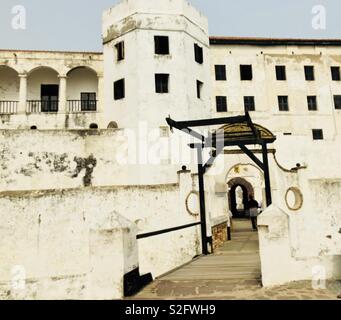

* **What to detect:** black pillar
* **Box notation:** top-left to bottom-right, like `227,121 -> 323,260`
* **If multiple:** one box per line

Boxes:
262,142 -> 272,207
196,147 -> 209,255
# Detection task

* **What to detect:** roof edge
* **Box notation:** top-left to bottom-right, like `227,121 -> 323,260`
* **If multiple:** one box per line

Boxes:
0,49 -> 103,55
209,36 -> 341,46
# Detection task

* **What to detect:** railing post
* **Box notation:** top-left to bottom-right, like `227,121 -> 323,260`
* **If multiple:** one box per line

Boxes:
59,75 -> 67,113
18,73 -> 27,114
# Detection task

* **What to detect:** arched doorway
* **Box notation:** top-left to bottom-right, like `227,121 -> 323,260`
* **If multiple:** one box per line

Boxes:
228,177 -> 254,218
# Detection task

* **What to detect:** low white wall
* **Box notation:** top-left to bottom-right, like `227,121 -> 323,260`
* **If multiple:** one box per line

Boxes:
258,203 -> 341,287
0,171 -> 201,299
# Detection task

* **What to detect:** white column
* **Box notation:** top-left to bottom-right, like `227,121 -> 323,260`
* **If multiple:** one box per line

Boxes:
59,75 -> 67,113
97,73 -> 104,113
18,74 -> 27,114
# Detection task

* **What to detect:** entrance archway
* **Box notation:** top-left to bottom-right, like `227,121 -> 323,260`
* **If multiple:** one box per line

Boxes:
228,177 -> 254,218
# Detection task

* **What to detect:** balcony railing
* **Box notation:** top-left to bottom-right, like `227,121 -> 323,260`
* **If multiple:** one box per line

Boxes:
27,100 -> 59,113
67,100 -> 97,113
0,101 -> 18,114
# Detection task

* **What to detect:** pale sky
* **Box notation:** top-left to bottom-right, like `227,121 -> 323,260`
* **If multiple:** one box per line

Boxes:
0,0 -> 339,51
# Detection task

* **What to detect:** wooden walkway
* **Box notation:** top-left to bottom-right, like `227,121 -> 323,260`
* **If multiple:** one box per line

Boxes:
133,219 -> 262,299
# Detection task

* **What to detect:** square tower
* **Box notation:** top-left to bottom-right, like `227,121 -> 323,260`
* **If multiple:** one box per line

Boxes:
102,0 -> 211,129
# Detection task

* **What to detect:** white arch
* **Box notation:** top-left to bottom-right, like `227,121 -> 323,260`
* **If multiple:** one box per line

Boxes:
27,66 -> 59,76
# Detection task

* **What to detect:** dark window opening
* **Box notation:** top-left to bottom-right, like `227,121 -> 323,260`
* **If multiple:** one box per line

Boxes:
154,36 -> 169,55
240,65 -> 253,80
30,126 -> 37,130
312,129 -> 324,140
89,123 -> 98,129
215,65 -> 226,81
81,92 -> 97,111
331,67 -> 341,81
244,96 -> 255,112
307,96 -> 317,111
334,95 -> 341,109
115,41 -> 125,61
155,74 -> 169,93
278,96 -> 289,111
276,66 -> 286,81
216,96 -> 227,112
114,79 -> 125,100
194,44 -> 203,64
304,66 -> 315,81
41,84 -> 59,112
196,80 -> 203,99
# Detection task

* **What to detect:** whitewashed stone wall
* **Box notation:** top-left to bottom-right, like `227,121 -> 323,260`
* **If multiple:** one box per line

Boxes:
0,129 -> 199,191
0,170 -> 201,300
102,0 -> 211,130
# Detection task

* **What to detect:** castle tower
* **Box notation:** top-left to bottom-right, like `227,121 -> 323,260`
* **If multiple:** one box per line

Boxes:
102,0 -> 211,130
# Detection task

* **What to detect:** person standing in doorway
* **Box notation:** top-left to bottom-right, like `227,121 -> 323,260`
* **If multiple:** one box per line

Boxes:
248,195 -> 259,231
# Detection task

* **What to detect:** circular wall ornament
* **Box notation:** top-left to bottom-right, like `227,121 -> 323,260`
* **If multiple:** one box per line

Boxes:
185,191 -> 200,217
285,187 -> 303,211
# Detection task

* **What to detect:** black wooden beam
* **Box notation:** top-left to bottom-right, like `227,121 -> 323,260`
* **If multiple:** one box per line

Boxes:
238,144 -> 264,171
196,146 -> 209,255
166,115 -> 247,129
203,145 -> 225,172
190,139 -> 266,149
262,142 -> 272,207
246,111 -> 259,140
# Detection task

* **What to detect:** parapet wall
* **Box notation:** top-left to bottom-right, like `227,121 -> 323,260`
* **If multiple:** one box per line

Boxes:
0,171 -> 201,300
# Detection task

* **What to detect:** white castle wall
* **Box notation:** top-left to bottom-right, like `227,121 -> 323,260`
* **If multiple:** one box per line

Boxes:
102,0 -> 211,129
0,171 -> 201,300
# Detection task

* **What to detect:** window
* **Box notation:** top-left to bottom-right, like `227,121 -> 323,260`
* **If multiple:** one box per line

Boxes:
154,36 -> 169,55
216,96 -> 227,112
115,41 -> 124,61
194,44 -> 203,64
240,65 -> 253,80
278,96 -> 289,111
307,96 -> 317,111
196,80 -> 203,99
276,66 -> 286,81
41,84 -> 59,113
304,66 -> 315,81
334,95 -> 341,109
81,92 -> 97,111
114,79 -> 125,100
155,74 -> 169,93
244,96 -> 255,112
312,129 -> 324,140
215,65 -> 226,81
331,67 -> 341,81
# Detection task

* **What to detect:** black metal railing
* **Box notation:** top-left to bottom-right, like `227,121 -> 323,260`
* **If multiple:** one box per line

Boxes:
27,100 -> 59,113
0,101 -> 18,114
67,100 -> 97,113
136,222 -> 202,240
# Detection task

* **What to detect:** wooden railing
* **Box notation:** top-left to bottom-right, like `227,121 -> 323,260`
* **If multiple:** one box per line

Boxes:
0,101 -> 18,114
